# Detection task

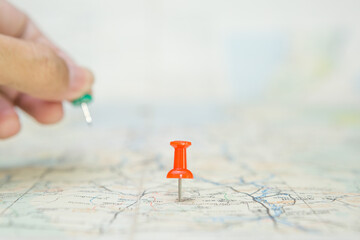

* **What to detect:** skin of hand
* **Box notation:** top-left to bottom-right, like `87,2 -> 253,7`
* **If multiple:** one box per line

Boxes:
0,0 -> 94,139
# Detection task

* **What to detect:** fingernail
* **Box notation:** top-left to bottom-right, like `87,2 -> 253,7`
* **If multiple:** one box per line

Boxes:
66,66 -> 94,100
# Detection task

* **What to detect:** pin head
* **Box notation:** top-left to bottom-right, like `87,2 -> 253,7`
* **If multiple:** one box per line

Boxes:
170,141 -> 191,148
167,140 -> 193,179
71,94 -> 92,106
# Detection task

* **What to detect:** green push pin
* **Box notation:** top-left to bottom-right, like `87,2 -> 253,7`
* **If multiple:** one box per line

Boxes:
72,94 -> 93,124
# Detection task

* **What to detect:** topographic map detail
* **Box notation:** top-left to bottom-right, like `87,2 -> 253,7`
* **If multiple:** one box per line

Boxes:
0,105 -> 359,239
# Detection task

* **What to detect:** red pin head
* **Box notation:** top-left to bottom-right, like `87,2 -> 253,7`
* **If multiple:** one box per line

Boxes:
167,141 -> 193,179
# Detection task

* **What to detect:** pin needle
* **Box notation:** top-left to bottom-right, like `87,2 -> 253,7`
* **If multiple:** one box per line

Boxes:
178,178 -> 182,202
71,94 -> 93,125
81,102 -> 92,125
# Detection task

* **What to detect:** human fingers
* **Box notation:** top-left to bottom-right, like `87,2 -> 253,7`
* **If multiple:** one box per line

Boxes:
0,93 -> 20,139
0,35 -> 93,101
0,0 -> 76,69
0,0 -> 27,37
0,0 -> 94,101
15,94 -> 64,124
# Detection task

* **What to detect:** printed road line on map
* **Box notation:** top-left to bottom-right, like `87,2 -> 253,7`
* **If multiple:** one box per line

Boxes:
280,178 -> 332,231
0,168 -> 52,217
229,186 -> 278,228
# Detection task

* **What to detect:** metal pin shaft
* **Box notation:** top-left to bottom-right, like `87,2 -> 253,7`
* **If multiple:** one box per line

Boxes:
80,102 -> 92,125
178,178 -> 182,202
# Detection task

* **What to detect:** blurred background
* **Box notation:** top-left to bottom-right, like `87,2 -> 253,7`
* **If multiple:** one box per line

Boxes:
10,0 -> 360,107
2,0 -> 360,164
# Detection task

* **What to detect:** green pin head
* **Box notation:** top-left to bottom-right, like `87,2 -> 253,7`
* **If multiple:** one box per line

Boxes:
72,94 -> 92,106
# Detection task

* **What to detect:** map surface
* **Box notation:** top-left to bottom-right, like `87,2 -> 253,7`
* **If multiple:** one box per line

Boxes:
0,105 -> 359,239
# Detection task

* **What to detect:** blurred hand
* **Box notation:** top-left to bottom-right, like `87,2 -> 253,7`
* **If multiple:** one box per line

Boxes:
0,0 -> 94,139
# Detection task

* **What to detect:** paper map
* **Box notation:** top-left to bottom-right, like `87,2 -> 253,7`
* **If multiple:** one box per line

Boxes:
0,105 -> 359,239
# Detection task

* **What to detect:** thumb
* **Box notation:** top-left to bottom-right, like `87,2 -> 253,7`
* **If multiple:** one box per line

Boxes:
64,64 -> 94,101
0,34 -> 93,101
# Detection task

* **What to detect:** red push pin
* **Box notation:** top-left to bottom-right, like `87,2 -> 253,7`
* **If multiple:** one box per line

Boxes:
167,141 -> 193,202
